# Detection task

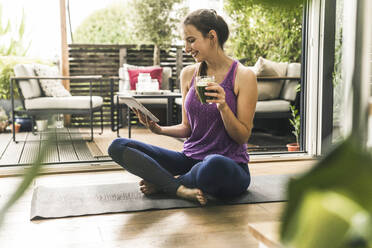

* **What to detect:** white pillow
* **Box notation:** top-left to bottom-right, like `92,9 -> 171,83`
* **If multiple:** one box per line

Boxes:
33,64 -> 71,97
253,57 -> 288,100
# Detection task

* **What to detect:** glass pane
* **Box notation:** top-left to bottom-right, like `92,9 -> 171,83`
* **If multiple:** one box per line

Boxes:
224,2 -> 304,153
332,0 -> 344,144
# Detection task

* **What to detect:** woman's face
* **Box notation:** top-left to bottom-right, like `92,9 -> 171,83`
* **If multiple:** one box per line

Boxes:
182,24 -> 212,62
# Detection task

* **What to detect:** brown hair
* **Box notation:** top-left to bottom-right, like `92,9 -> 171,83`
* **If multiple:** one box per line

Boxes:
183,9 -> 229,49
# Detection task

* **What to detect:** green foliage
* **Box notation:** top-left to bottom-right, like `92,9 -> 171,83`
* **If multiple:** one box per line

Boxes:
132,0 -> 186,46
290,104 -> 300,144
250,0 -> 303,8
224,0 -> 302,65
281,136 -> 372,247
0,4 -> 30,56
73,3 -> 139,44
132,0 -> 187,64
0,106 -> 7,121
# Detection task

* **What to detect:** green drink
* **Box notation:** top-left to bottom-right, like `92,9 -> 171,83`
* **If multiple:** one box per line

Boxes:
195,76 -> 215,104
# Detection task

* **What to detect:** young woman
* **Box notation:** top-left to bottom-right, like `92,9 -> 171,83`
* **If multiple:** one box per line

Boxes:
108,9 -> 257,205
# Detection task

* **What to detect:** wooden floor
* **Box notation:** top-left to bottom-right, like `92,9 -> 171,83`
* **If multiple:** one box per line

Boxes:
0,159 -> 316,248
0,128 -> 110,167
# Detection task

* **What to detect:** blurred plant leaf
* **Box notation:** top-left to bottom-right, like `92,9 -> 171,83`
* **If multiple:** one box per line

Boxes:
18,9 -> 25,39
0,134 -> 52,228
281,136 -> 372,247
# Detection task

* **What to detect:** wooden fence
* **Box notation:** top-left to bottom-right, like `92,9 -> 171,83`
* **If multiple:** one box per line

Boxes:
68,44 -> 194,127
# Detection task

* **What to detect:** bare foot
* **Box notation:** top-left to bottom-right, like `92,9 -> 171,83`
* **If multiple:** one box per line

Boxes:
139,179 -> 159,195
176,185 -> 207,205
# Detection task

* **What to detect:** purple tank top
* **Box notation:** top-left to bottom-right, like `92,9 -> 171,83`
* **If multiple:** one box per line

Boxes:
182,60 -> 250,163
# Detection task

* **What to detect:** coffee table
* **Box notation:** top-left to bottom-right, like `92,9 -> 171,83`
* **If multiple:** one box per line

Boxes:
116,91 -> 182,138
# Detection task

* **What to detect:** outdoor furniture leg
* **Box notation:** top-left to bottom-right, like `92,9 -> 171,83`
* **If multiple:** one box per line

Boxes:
89,80 -> 93,142
11,78 -> 16,143
166,97 -> 172,125
31,115 -> 36,135
116,95 -> 120,137
100,108 -> 103,135
110,78 -> 115,131
128,107 -> 131,139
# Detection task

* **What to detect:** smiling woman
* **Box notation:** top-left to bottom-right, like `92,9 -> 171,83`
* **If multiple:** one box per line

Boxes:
108,8 -> 257,206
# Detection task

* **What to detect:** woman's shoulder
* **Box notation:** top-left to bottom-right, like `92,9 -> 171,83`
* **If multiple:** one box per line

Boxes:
234,62 -> 257,93
181,63 -> 198,78
180,63 -> 199,87
236,62 -> 256,80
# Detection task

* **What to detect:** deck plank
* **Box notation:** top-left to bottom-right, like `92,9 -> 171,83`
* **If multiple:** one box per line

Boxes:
19,133 -> 41,164
19,140 -> 40,164
73,140 -> 96,161
69,128 -> 97,161
0,133 -> 11,160
57,130 -> 78,162
0,132 -> 28,165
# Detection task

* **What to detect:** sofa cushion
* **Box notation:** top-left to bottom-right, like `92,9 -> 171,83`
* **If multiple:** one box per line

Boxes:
253,57 -> 288,101
280,63 -> 301,101
255,99 -> 291,113
119,64 -> 172,92
13,64 -> 42,99
33,64 -> 71,97
24,96 -> 103,110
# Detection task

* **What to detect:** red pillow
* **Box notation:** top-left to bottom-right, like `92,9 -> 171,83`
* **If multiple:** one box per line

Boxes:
127,67 -> 163,90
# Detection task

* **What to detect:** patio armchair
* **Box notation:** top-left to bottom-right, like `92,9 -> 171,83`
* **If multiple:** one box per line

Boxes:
11,64 -> 104,142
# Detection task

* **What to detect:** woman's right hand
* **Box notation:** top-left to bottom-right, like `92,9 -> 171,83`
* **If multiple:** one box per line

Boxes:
132,108 -> 162,134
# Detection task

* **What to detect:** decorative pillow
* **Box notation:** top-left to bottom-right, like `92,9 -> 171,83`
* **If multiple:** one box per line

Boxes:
127,67 -> 163,90
253,57 -> 288,100
33,64 -> 71,97
280,63 -> 301,101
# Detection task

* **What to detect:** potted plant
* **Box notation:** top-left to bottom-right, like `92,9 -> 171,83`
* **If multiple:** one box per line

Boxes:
9,106 -> 32,132
287,105 -> 300,151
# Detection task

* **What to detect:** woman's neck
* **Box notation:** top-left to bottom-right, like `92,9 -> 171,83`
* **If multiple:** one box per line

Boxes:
203,51 -> 232,73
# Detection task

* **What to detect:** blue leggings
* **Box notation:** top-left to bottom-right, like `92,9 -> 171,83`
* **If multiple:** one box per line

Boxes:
108,138 -> 251,198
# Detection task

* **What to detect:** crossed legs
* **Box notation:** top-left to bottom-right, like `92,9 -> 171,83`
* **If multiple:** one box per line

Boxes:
108,138 -> 251,204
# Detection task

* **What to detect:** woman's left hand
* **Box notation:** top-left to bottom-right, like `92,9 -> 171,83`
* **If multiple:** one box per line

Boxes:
205,82 -> 227,111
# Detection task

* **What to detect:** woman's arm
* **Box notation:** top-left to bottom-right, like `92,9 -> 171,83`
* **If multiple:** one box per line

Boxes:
205,65 -> 257,144
136,65 -> 195,138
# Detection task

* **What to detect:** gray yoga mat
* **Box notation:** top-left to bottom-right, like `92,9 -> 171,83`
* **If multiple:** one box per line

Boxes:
30,174 -> 294,220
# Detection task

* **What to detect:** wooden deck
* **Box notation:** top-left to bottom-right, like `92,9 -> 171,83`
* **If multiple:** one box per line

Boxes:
0,128 -> 111,167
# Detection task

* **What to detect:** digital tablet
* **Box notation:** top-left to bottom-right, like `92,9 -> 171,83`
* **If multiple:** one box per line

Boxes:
119,96 -> 160,122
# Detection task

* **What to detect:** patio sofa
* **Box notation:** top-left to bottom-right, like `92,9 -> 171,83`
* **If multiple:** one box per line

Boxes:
11,64 -> 104,142
252,57 -> 301,119
173,57 -> 301,124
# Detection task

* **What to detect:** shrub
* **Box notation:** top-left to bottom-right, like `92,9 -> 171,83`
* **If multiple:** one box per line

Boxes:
224,0 -> 303,65
73,3 -> 140,44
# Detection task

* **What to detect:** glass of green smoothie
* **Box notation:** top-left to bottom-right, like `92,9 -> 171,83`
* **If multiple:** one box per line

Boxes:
195,76 -> 215,104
